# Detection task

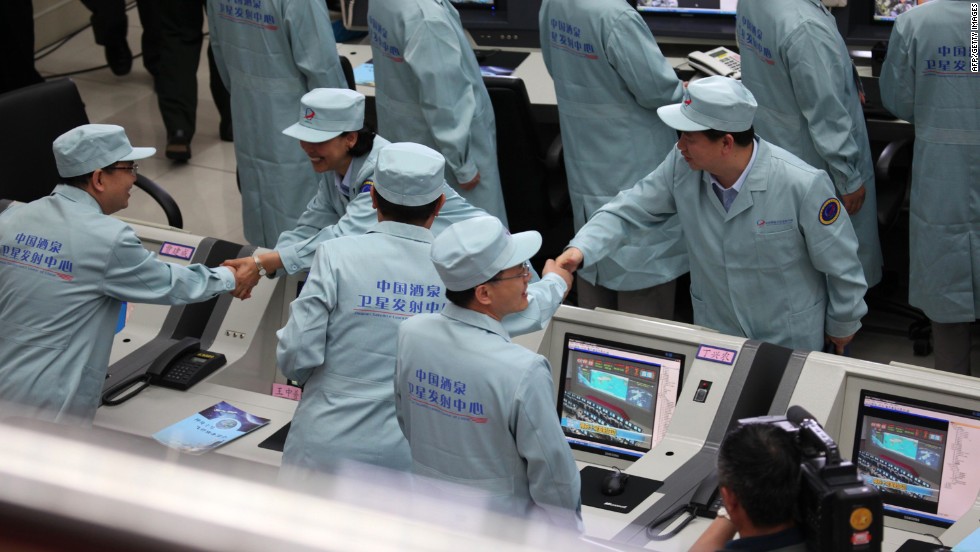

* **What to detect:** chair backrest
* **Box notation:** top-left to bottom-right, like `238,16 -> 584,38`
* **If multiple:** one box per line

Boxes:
0,78 -> 89,203
483,75 -> 552,233
340,56 -> 356,91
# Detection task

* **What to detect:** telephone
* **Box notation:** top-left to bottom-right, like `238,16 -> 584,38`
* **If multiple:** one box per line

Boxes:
102,337 -> 226,406
648,470 -> 721,541
688,47 -> 741,79
147,337 -> 226,390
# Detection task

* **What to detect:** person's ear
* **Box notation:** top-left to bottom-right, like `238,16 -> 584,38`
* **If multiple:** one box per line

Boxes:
720,486 -> 738,513
370,186 -> 379,209
91,169 -> 107,192
474,282 -> 493,306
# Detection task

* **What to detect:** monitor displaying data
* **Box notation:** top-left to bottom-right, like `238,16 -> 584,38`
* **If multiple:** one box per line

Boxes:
451,0 -> 495,6
556,333 -> 684,461
637,0 -> 737,16
873,0 -> 934,22
852,390 -> 980,528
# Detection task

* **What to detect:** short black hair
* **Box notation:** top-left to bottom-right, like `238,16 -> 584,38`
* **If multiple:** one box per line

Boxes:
374,191 -> 442,225
347,125 -> 376,158
717,423 -> 800,528
63,161 -> 119,187
700,126 -> 755,147
445,287 -> 476,308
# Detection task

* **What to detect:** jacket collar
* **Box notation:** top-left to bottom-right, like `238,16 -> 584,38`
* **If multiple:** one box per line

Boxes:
440,302 -> 511,342
367,220 -> 434,244
53,183 -> 103,214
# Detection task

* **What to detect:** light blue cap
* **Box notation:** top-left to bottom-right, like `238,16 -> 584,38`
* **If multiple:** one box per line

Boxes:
657,76 -> 757,133
53,124 -> 156,178
282,88 -> 365,143
431,216 -> 541,291
374,143 -> 446,207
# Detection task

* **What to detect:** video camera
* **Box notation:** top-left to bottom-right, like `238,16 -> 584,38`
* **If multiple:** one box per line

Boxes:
739,406 -> 884,552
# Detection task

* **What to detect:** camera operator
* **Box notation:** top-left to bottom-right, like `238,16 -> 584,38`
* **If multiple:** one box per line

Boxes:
691,423 -> 807,552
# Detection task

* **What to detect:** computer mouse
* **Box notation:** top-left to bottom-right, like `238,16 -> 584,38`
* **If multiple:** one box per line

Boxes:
601,469 -> 630,497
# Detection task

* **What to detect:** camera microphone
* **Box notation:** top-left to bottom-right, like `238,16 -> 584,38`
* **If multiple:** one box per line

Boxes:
786,405 -> 817,427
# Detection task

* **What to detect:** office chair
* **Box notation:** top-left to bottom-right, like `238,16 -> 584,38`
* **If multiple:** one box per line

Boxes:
483,75 -> 573,269
865,138 -> 932,355
0,78 -> 183,228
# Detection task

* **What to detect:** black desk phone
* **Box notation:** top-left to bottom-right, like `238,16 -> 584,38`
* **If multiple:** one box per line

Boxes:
148,337 -> 226,390
102,337 -> 226,406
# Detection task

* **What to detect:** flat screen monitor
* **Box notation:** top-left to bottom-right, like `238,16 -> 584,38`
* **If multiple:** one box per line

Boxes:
851,390 -> 980,528
556,333 -> 685,462
873,0 -> 933,22
636,0 -> 737,16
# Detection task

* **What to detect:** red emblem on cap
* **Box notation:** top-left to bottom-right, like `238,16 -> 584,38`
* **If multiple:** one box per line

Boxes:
684,99 -> 692,105
304,108 -> 316,121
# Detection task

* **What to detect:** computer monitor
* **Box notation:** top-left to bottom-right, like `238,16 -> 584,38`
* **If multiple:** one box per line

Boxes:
636,0 -> 737,16
633,0 -> 739,44
873,0 -> 933,22
556,333 -> 685,462
851,389 -> 980,529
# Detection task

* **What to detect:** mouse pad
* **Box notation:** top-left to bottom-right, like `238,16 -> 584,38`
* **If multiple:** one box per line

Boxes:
895,539 -> 950,552
580,465 -> 663,514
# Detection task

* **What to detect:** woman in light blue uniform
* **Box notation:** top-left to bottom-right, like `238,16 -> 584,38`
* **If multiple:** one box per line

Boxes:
367,0 -> 508,224
736,0 -> 883,289
277,143 -> 448,474
539,0 -> 687,317
560,78 -> 867,352
880,0 -> 980,374
207,0 -> 347,247
0,125 -> 236,424
226,90 -> 568,336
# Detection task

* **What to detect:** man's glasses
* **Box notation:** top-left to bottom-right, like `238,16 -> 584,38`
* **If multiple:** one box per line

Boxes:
488,261 -> 531,283
105,162 -> 138,176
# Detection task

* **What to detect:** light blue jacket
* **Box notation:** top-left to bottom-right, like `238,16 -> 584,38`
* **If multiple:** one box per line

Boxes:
207,0 -> 347,247
368,0 -> 508,224
277,222 -> 445,473
880,0 -> 980,322
272,142 -> 566,337
736,0 -> 883,288
395,303 -> 582,529
539,0 -> 688,291
570,141 -> 868,351
0,185 -> 235,424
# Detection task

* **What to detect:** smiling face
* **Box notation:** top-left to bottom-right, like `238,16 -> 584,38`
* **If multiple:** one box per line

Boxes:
299,132 -> 357,175
95,162 -> 136,214
483,262 -> 532,317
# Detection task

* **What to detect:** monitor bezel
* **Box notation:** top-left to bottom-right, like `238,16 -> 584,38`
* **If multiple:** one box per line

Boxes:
850,388 -> 980,529
555,331 -> 686,462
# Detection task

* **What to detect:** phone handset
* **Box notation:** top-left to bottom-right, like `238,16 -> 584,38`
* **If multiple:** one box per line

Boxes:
647,470 -> 721,541
688,47 -> 742,79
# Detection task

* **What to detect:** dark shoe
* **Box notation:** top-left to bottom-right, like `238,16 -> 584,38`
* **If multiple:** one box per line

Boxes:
219,119 -> 234,142
166,130 -> 191,162
105,41 -> 133,76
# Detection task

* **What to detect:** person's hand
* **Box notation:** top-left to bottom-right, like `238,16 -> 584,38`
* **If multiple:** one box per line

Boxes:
825,332 -> 856,355
459,172 -> 481,191
841,185 -> 866,215
543,259 -> 573,300
555,247 -> 584,273
222,257 -> 259,300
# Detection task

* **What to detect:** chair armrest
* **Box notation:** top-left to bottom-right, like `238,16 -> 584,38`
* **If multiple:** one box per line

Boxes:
135,174 -> 183,229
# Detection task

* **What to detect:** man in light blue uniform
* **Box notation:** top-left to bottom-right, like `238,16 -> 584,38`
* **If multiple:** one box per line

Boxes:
224,89 -> 570,336
278,143 -> 448,475
395,216 -> 582,529
0,125 -> 239,424
539,0 -> 687,318
207,0 -> 347,247
557,78 -> 868,352
880,0 -> 980,375
368,0 -> 508,224
736,0 -> 883,289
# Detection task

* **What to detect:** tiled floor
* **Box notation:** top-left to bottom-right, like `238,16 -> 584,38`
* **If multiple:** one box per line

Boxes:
33,6 -> 951,372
